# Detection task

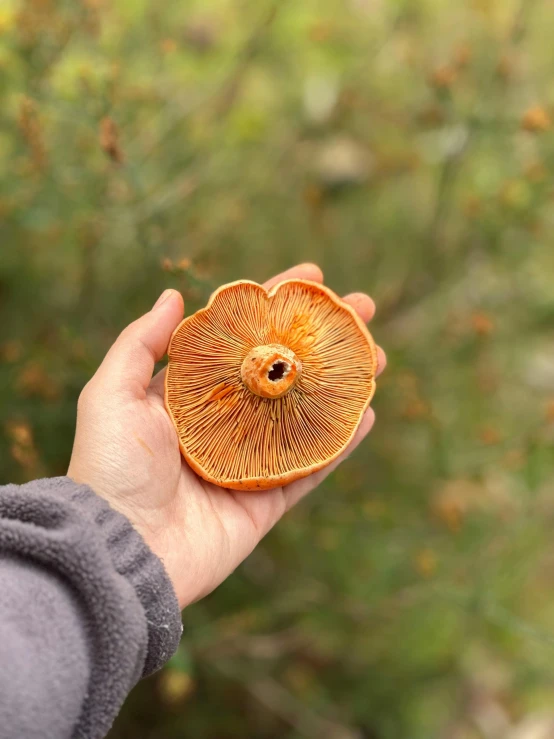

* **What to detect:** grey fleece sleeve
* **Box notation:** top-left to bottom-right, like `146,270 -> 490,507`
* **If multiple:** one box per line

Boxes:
0,477 -> 182,739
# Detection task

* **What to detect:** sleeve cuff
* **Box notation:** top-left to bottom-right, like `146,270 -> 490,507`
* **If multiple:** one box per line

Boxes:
64,477 -> 183,677
1,476 -> 182,678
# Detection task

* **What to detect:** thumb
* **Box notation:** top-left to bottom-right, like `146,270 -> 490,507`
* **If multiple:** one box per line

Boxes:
94,289 -> 184,396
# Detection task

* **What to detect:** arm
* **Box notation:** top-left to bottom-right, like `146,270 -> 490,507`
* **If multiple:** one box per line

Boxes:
68,263 -> 385,609
0,263 -> 384,739
0,477 -> 181,739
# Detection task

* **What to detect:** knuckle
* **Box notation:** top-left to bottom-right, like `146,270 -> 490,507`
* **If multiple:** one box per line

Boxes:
77,380 -> 95,412
119,321 -> 136,340
119,317 -> 143,343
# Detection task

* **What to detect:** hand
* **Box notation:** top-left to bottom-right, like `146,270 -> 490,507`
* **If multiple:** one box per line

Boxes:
68,264 -> 386,608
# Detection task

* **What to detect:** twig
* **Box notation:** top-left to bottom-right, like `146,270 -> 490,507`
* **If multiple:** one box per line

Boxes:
130,0 -> 284,163
213,661 -> 361,739
378,0 -> 539,324
212,0 -> 284,118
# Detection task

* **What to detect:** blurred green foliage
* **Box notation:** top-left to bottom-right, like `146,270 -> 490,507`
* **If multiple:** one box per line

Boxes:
2,0 -> 554,736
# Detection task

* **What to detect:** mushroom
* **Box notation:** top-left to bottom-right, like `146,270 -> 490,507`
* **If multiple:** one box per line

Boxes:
165,279 -> 377,490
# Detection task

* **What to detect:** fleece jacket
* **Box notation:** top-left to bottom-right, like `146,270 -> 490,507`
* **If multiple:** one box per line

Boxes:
0,476 -> 182,739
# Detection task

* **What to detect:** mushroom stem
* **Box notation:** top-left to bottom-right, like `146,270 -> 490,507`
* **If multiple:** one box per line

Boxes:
241,344 -> 302,399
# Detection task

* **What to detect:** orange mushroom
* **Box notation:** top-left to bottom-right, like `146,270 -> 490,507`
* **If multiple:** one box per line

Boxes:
165,279 -> 377,490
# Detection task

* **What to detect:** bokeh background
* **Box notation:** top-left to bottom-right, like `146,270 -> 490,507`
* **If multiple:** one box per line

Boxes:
2,0 -> 554,737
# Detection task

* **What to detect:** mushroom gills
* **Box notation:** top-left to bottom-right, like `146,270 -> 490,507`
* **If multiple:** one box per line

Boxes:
165,278 -> 377,490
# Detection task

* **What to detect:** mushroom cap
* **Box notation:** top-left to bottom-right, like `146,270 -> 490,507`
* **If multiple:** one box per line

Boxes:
165,279 -> 378,491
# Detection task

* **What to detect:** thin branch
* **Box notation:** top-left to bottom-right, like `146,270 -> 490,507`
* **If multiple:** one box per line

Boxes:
212,0 -> 284,118
213,660 -> 361,739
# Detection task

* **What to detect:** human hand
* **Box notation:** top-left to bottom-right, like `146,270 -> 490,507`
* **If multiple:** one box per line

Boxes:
68,264 -> 386,608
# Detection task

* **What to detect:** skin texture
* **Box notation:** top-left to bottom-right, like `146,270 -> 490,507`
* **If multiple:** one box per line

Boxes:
68,264 -> 387,609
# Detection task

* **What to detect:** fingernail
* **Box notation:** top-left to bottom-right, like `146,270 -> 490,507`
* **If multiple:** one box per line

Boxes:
153,289 -> 172,310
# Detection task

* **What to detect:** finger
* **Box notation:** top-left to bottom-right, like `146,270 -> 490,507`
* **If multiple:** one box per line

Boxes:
342,293 -> 385,377
95,289 -> 184,397
149,365 -> 167,399
263,263 -> 323,290
342,293 -> 376,323
282,407 -> 376,509
376,346 -> 387,376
